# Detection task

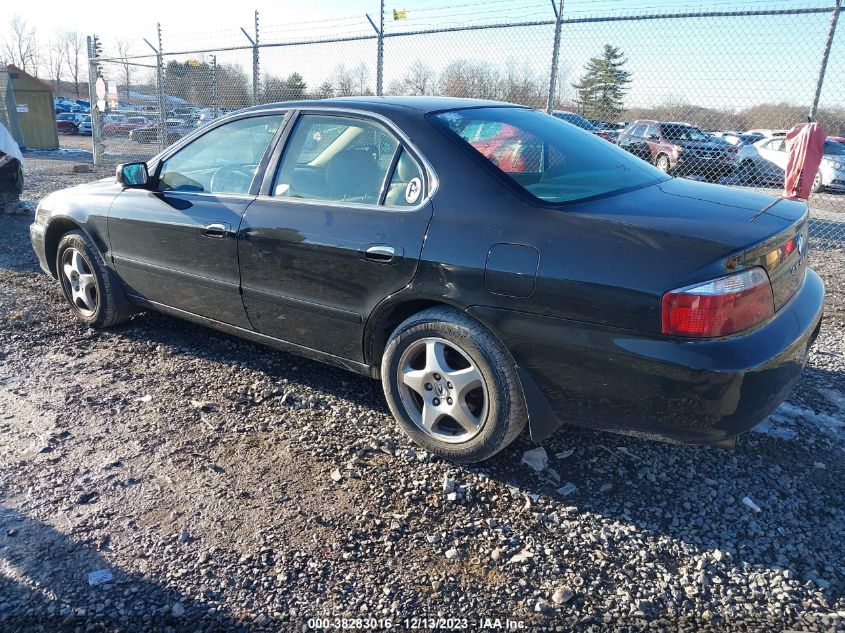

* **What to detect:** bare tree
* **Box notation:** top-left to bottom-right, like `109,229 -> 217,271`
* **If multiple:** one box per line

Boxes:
115,40 -> 135,101
61,31 -> 86,98
45,37 -> 65,93
2,15 -> 39,75
392,60 -> 436,96
351,63 -> 371,95
330,64 -> 355,97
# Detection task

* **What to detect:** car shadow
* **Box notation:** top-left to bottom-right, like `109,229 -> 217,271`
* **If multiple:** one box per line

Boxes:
0,505 -> 261,630
74,304 -> 845,621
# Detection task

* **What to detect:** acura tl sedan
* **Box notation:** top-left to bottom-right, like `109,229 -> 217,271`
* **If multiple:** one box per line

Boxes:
30,97 -> 824,463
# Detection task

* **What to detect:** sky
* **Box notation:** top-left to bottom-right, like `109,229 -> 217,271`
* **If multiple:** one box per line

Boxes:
5,0 -> 844,112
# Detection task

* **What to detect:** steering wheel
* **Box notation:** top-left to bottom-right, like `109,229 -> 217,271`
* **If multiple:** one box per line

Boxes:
209,164 -> 255,193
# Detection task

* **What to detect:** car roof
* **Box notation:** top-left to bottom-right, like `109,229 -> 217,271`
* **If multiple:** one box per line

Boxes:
243,95 -> 523,115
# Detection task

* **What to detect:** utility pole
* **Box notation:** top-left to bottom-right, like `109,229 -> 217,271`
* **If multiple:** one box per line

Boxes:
546,0 -> 564,114
366,0 -> 385,96
809,0 -> 840,121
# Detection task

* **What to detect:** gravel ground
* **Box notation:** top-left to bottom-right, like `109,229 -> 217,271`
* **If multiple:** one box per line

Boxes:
1,158 -> 844,632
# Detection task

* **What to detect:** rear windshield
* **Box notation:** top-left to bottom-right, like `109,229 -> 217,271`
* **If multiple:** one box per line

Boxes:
431,107 -> 667,203
662,124 -> 709,142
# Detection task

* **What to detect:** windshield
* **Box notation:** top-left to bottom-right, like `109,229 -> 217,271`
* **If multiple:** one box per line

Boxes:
824,140 -> 845,156
431,107 -> 667,204
662,124 -> 709,142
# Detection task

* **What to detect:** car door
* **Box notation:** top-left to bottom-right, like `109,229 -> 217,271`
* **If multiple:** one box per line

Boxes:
108,112 -> 284,328
757,138 -> 786,180
238,110 -> 434,362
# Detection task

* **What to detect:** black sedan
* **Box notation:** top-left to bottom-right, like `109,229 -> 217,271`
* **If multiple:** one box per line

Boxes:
30,97 -> 824,463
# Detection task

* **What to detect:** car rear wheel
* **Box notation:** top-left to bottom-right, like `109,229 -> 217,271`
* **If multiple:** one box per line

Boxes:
56,230 -> 133,329
381,307 -> 527,463
655,154 -> 671,173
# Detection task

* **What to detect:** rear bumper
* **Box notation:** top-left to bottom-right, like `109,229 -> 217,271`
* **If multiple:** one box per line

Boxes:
469,268 -> 824,445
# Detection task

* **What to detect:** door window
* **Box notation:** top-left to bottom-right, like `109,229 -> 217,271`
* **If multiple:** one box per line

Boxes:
273,114 -> 399,204
157,115 -> 283,194
644,125 -> 660,140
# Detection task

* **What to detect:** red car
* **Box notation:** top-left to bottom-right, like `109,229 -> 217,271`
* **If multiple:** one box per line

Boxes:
104,116 -> 150,136
616,119 -> 733,181
56,113 -> 84,135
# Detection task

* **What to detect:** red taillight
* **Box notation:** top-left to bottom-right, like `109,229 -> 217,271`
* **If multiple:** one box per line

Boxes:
661,268 -> 775,337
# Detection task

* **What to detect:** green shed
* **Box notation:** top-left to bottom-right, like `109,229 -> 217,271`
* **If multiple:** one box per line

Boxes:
6,64 -> 59,150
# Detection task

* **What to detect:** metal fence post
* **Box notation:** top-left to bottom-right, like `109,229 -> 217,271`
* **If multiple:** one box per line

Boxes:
241,10 -> 260,105
156,25 -> 167,152
86,36 -> 103,165
546,0 -> 564,113
211,54 -> 219,119
809,0 -> 840,121
365,3 -> 384,96
143,25 -> 167,153
377,0 -> 384,95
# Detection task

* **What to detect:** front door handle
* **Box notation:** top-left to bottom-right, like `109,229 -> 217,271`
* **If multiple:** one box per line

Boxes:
361,244 -> 403,263
202,222 -> 231,238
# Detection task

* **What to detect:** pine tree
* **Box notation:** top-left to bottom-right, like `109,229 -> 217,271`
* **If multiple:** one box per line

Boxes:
572,45 -> 632,120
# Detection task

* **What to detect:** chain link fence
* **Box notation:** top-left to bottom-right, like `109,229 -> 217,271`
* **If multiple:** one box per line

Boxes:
87,1 -> 843,247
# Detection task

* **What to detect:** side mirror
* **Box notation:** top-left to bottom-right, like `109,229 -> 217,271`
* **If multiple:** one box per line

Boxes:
116,162 -> 149,188
648,134 -> 660,141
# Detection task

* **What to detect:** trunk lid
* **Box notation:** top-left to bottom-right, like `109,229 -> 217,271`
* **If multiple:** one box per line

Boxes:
567,178 -> 809,311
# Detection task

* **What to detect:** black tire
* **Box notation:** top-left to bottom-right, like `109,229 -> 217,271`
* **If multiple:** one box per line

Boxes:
381,306 -> 527,463
56,230 -> 134,328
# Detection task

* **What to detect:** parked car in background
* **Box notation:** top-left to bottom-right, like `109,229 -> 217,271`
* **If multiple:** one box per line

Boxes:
56,112 -> 86,135
78,115 -> 92,136
54,98 -> 84,114
130,118 -> 200,145
713,132 -> 764,147
616,120 -> 732,180
747,128 -> 788,138
829,136 -> 845,145
551,111 -> 615,141
737,136 -> 845,193
104,116 -> 150,136
29,97 -> 823,463
588,119 -> 623,141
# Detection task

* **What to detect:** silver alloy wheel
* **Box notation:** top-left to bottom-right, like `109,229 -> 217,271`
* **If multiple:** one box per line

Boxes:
656,155 -> 670,172
61,248 -> 98,317
396,336 -> 488,444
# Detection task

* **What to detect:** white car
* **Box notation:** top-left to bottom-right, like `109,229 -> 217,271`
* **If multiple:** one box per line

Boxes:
746,128 -> 788,138
736,137 -> 845,193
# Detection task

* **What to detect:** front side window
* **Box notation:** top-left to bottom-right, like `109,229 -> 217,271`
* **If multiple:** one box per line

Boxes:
432,107 -> 667,203
273,114 -> 399,204
157,115 -> 282,194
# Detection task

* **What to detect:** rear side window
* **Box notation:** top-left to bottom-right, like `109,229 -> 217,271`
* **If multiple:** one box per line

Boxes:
273,114 -> 399,204
384,149 -> 425,206
432,107 -> 666,203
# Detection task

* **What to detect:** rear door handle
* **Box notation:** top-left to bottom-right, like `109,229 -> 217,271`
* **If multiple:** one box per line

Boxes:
202,222 -> 231,238
361,244 -> 403,263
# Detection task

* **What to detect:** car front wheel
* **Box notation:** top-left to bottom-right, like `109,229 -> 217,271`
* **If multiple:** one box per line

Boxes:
381,307 -> 527,463
56,230 -> 133,328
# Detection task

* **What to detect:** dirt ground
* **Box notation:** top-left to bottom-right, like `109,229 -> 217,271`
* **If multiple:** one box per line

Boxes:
0,158 -> 844,632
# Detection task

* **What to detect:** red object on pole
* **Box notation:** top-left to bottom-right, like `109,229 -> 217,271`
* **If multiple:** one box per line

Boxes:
783,122 -> 826,199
